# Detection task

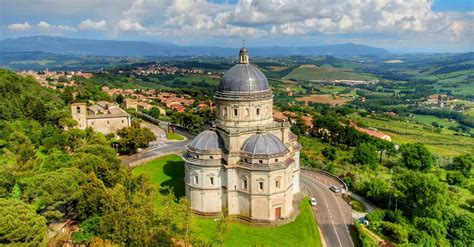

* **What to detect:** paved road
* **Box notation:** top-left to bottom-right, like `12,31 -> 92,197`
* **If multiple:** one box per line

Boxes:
121,121 -> 193,166
300,171 -> 354,247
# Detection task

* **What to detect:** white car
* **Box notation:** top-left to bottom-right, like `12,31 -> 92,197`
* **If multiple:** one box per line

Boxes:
310,197 -> 317,206
330,185 -> 341,193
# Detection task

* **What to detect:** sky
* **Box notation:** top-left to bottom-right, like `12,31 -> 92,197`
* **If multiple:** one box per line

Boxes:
1,0 -> 473,52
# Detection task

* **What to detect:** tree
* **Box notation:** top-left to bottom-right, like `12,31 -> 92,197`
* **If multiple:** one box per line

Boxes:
322,146 -> 336,161
23,167 -> 87,221
446,171 -> 466,186
449,154 -> 473,178
374,139 -> 395,164
290,124 -> 300,135
98,184 -> 158,245
413,217 -> 447,241
148,107 -> 161,119
115,94 -> 124,105
356,178 -> 390,206
10,183 -> 21,200
393,170 -> 450,220
116,122 -> 156,154
366,209 -> 385,222
59,117 -> 78,129
400,143 -> 434,171
73,214 -> 101,244
448,214 -> 474,246
170,112 -> 203,134
6,131 -> 36,165
379,221 -> 408,244
352,143 -> 378,168
76,173 -> 109,220
0,198 -> 47,245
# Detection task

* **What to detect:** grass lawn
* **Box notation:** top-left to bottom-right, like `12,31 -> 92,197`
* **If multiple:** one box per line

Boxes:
349,196 -> 366,212
167,132 -> 185,141
465,108 -> 474,117
411,114 -> 458,128
132,154 -> 322,246
132,154 -> 185,201
218,198 -> 321,247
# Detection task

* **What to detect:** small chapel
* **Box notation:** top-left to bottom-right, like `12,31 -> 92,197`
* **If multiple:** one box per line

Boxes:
184,47 -> 301,222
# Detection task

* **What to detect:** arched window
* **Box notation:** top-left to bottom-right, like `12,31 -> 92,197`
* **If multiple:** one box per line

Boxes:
76,106 -> 81,113
275,176 -> 282,189
192,173 -> 199,185
245,108 -> 249,117
241,176 -> 248,190
223,107 -> 227,118
256,108 -> 260,115
257,178 -> 264,191
208,173 -> 215,186
234,108 -> 238,116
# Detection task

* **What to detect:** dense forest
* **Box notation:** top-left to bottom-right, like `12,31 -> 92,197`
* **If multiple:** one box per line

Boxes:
0,69 -> 200,245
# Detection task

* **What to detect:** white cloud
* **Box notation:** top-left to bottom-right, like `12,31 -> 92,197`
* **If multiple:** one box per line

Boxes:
79,19 -> 107,30
37,21 -> 52,29
2,0 -> 472,50
117,0 -> 147,32
151,0 -> 470,41
57,25 -> 77,32
7,22 -> 31,31
118,19 -> 145,31
35,21 -> 76,32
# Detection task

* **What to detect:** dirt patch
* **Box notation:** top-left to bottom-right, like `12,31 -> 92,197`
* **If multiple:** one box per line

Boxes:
296,94 -> 353,106
300,64 -> 317,68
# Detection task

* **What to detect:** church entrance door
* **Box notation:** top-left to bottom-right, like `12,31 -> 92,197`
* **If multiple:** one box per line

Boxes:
275,207 -> 281,220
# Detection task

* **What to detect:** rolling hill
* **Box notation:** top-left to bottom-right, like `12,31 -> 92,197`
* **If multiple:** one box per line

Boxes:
284,64 -> 376,81
0,36 -> 390,57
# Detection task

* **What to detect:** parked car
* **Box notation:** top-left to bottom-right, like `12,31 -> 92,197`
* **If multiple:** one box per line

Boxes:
359,217 -> 370,226
310,197 -> 317,206
330,185 -> 341,193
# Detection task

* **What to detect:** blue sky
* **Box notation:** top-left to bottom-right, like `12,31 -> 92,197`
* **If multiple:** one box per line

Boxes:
1,0 -> 473,52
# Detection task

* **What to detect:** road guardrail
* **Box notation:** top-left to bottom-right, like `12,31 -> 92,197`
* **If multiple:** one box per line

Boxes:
301,166 -> 348,194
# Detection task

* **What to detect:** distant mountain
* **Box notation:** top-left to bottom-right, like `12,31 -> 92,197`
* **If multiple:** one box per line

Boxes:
0,36 -> 390,57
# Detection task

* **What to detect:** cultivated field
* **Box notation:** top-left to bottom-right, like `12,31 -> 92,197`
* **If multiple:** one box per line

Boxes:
296,94 -> 354,106
350,115 -> 474,157
284,64 -> 375,81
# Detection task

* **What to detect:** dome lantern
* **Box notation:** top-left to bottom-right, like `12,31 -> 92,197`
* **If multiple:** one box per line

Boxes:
239,46 -> 249,64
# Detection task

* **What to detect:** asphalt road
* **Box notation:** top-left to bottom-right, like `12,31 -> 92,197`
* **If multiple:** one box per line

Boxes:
300,171 -> 354,247
121,121 -> 193,166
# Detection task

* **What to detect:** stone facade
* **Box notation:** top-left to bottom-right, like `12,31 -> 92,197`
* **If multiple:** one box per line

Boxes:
184,48 -> 300,222
71,101 -> 131,134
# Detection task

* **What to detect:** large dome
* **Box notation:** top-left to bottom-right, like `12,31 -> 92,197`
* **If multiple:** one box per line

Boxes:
215,48 -> 272,99
241,133 -> 288,158
218,64 -> 269,93
188,130 -> 223,153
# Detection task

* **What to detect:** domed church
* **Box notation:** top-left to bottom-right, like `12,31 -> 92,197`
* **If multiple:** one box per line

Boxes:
184,47 -> 301,222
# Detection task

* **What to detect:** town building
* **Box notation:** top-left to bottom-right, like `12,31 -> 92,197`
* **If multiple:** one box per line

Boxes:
184,48 -> 301,222
71,101 -> 131,134
350,122 -> 392,141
